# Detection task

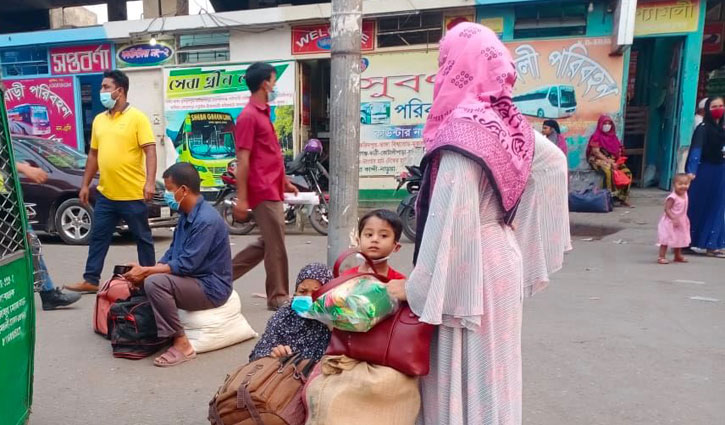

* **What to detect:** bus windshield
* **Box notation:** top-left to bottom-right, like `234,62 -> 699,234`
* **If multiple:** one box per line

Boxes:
188,130 -> 236,160
31,107 -> 49,123
559,88 -> 576,108
178,113 -> 237,160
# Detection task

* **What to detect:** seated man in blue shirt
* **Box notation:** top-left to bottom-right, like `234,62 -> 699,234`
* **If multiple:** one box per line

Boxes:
124,162 -> 232,367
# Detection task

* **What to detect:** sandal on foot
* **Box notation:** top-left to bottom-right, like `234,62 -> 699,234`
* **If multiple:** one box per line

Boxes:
674,257 -> 689,263
154,346 -> 196,367
657,258 -> 670,264
705,250 -> 725,258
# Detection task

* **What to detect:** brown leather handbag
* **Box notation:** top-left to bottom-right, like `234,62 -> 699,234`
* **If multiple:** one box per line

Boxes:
317,250 -> 434,376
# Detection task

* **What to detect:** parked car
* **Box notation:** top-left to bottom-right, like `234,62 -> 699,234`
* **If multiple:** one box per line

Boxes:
12,135 -> 177,245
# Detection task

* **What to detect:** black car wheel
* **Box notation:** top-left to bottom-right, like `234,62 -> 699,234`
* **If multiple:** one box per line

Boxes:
55,198 -> 93,245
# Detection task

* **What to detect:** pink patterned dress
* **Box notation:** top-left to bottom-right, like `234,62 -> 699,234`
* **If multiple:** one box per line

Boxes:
658,192 -> 691,248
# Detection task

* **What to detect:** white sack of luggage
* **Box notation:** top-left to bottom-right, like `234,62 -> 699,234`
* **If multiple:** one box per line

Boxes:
179,290 -> 257,353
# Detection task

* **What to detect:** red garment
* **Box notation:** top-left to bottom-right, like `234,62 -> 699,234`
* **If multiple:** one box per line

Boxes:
343,265 -> 406,281
234,97 -> 285,209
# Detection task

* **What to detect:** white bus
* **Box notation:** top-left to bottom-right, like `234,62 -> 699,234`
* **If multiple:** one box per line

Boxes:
513,85 -> 577,119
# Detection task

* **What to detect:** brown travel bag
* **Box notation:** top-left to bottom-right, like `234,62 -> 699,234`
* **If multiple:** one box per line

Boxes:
208,354 -> 317,425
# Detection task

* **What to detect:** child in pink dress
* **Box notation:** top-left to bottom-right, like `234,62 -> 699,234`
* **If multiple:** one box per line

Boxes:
658,174 -> 692,264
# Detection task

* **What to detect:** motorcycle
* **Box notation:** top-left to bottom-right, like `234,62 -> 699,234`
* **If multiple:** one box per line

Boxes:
395,165 -> 421,243
212,160 -> 256,235
213,139 -> 330,236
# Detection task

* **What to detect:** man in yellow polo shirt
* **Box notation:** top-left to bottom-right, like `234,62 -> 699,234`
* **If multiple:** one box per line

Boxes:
66,70 -> 157,293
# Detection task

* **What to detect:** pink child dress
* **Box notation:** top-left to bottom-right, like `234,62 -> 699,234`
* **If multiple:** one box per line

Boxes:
658,192 -> 691,248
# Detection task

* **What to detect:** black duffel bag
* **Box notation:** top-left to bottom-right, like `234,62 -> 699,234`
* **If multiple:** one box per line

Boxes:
109,292 -> 170,359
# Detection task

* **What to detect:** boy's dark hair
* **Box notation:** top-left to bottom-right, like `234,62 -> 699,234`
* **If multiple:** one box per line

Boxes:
162,162 -> 201,194
244,62 -> 276,94
358,209 -> 403,242
103,70 -> 130,96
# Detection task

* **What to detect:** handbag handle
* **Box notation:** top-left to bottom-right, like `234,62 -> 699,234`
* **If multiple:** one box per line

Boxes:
332,248 -> 381,279
313,249 -> 390,300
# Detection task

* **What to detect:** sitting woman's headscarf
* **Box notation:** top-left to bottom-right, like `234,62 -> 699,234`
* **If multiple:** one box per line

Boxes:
248,263 -> 333,362
587,115 -> 622,159
415,23 -> 535,260
543,119 -> 568,154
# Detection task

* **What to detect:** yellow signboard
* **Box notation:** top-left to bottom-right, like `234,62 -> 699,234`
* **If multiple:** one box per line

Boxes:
480,17 -> 504,35
634,0 -> 700,36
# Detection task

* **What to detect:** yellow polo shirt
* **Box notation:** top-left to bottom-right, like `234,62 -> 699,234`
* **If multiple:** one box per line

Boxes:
91,105 -> 155,201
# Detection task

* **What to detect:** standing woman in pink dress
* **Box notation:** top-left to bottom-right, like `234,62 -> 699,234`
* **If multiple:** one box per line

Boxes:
387,23 -> 570,425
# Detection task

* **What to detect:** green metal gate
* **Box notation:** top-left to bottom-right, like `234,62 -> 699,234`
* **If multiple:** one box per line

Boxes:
0,83 -> 36,425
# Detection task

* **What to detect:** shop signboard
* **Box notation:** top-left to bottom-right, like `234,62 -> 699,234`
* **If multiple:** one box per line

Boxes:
164,62 -> 295,189
480,17 -> 505,36
292,20 -> 375,55
3,77 -> 79,149
49,44 -> 112,75
360,36 -> 624,175
117,42 -> 174,67
634,0 -> 700,36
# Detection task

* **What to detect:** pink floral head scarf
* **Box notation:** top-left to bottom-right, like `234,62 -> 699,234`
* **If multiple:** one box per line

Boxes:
418,23 -> 535,227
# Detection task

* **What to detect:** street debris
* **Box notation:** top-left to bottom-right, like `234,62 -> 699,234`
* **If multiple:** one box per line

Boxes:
689,296 -> 719,303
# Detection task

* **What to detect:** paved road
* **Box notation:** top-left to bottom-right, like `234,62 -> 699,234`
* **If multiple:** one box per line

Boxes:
30,193 -> 724,424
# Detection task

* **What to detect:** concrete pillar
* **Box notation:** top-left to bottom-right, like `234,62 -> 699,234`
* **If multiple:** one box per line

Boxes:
143,0 -> 189,18
107,0 -> 128,22
50,7 -> 98,29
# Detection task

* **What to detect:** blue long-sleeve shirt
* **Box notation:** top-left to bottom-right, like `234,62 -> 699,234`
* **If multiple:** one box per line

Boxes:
159,197 -> 232,306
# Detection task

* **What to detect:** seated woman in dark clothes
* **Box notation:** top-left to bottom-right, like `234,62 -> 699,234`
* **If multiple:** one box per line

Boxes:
249,263 -> 333,362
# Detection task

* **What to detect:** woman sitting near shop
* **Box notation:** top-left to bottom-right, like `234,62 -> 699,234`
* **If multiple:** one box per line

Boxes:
587,115 -> 633,207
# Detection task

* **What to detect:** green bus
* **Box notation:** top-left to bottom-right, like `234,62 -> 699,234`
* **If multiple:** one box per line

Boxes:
175,112 -> 237,189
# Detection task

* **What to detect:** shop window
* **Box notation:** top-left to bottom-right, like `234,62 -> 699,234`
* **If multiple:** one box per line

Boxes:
0,47 -> 49,77
514,3 -> 587,39
177,32 -> 230,64
377,12 -> 443,48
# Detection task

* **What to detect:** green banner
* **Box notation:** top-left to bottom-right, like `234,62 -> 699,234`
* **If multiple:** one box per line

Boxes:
166,63 -> 289,99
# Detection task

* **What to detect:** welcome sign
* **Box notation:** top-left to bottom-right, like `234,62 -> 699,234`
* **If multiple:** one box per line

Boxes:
292,20 -> 375,55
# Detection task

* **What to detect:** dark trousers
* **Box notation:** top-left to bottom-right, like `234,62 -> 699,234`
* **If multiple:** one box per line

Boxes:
231,201 -> 289,307
83,193 -> 155,285
144,274 -> 216,338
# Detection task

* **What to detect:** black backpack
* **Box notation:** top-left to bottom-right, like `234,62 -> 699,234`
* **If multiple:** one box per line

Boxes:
108,292 -> 170,359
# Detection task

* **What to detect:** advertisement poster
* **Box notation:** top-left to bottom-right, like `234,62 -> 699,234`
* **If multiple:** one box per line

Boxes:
164,61 -> 295,188
3,77 -> 78,149
507,37 -> 624,168
359,37 -> 624,174
359,51 -> 437,177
